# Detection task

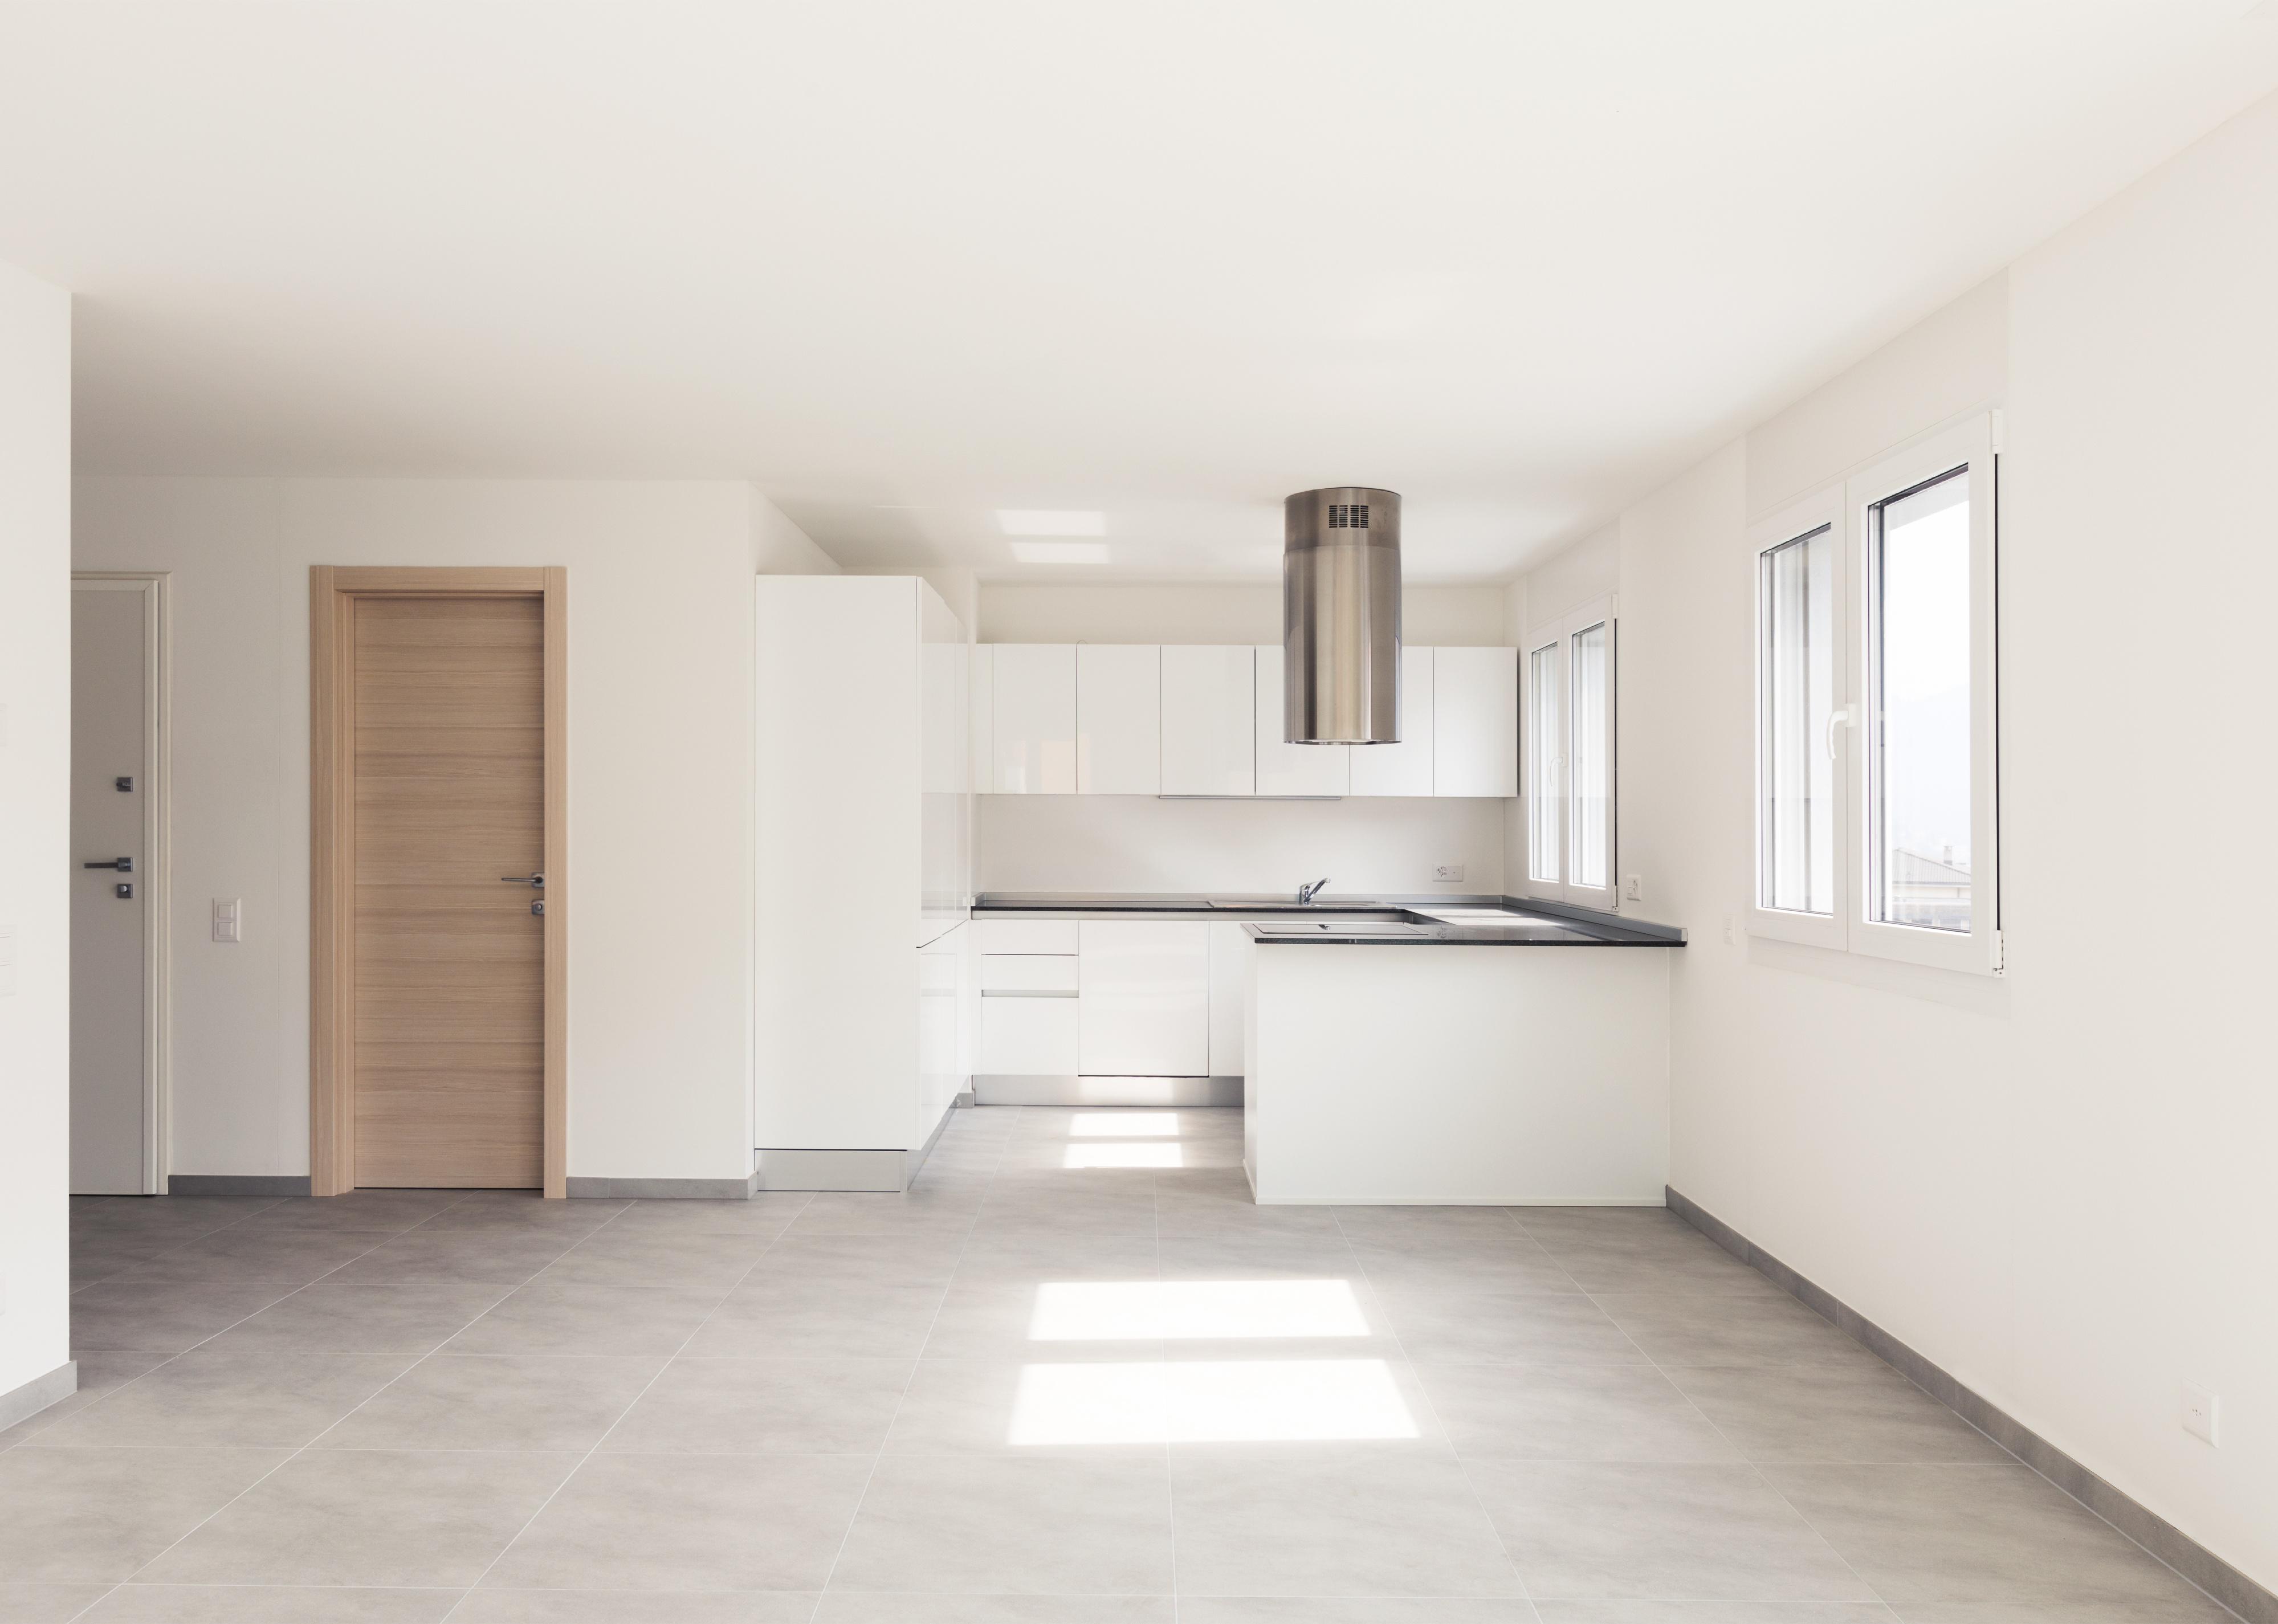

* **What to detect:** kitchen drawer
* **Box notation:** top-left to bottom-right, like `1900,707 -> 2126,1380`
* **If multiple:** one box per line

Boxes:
972,919 -> 1081,955
981,954 -> 1079,993
980,994 -> 1079,1075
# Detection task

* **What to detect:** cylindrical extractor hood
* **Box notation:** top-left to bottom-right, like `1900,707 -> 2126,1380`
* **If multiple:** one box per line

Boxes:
1283,486 -> 1401,745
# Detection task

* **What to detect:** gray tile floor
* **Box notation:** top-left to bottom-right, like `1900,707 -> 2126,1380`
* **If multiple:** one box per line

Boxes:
3,1106 -> 2239,1623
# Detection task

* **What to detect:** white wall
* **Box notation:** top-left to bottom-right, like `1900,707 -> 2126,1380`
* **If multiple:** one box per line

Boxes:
0,260 -> 72,1406
976,582 -> 1513,898
72,478 -> 832,1185
1523,95 -> 2278,1594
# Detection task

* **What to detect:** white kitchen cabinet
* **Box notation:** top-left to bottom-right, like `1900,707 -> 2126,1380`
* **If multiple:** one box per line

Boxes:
980,954 -> 1081,992
981,993 -> 1080,1074
1349,644 -> 1435,796
993,643 -> 1077,793
1433,645 -> 1519,797
755,576 -> 972,1189
1160,644 -> 1256,795
1207,922 -> 1248,1077
968,643 -> 994,795
972,918 -> 1080,954
1076,644 -> 1161,794
1078,920 -> 1209,1076
1253,645 -> 1350,797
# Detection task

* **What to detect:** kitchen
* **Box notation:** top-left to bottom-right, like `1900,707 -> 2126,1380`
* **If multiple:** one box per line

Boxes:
755,488 -> 1678,1203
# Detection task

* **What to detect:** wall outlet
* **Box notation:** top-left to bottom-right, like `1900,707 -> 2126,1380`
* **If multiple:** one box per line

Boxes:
1624,874 -> 1643,902
212,898 -> 242,944
1433,864 -> 1465,884
2183,1382 -> 2220,1445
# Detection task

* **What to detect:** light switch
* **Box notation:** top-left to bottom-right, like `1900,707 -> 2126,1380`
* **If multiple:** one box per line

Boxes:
213,898 -> 242,944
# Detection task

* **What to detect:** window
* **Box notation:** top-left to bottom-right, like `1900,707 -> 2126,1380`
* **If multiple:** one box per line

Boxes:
1749,413 -> 2000,973
1751,492 -> 1844,949
1523,597 -> 1616,909
1526,642 -> 1561,884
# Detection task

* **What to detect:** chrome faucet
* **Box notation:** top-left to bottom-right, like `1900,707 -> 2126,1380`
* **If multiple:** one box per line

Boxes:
1297,877 -> 1332,905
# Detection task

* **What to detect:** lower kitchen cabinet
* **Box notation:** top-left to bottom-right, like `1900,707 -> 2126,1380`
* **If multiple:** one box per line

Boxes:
980,992 -> 1080,1074
1078,920 -> 1209,1076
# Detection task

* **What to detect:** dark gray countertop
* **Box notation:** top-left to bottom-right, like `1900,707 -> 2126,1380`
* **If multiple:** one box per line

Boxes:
969,893 -> 1682,947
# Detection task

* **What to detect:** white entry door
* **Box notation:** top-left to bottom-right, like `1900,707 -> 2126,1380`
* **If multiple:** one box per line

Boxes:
72,577 -> 161,1194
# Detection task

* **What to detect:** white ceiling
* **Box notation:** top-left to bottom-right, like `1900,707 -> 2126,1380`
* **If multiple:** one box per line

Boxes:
4,2 -> 2275,582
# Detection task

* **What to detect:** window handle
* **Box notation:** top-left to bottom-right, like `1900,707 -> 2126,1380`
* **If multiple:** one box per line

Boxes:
1824,706 -> 1855,760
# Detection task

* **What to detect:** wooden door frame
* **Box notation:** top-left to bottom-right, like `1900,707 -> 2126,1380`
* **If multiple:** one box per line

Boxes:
310,565 -> 568,1198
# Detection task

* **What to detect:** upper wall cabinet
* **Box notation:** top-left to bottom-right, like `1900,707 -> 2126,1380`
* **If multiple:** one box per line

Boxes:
1349,644 -> 1435,797
993,643 -> 1076,793
1076,644 -> 1161,794
1160,644 -> 1255,795
1433,644 -> 1518,796
983,641 -> 1514,798
1253,644 -> 1350,797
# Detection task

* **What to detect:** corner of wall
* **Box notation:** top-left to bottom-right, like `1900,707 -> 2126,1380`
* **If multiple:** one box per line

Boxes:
748,485 -> 841,576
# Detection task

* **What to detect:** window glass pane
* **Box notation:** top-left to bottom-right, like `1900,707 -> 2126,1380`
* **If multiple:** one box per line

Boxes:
1569,623 -> 1609,889
1527,643 -> 1560,882
1759,526 -> 1833,913
1869,468 -> 1971,933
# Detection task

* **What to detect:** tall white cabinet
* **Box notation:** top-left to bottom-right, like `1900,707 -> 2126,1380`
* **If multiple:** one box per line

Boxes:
755,576 -> 971,1191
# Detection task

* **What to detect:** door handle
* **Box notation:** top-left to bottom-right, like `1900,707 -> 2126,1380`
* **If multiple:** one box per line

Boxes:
84,857 -> 135,873
500,874 -> 544,887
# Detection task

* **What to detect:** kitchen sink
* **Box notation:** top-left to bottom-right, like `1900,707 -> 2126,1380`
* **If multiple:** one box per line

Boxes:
1205,897 -> 1405,912
1250,920 -> 1428,937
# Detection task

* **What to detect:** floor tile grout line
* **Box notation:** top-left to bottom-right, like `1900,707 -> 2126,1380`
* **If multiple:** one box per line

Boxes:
88,1195 -> 641,1609
1329,1201 -> 1534,1606
801,1106 -> 1009,1619
427,1182 -> 884,1623
48,1189 -> 535,1624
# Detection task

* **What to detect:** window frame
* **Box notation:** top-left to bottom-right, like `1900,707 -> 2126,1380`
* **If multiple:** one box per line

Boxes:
1747,486 -> 1849,950
1743,411 -> 2000,975
1522,594 -> 1618,912
1844,415 -> 2000,975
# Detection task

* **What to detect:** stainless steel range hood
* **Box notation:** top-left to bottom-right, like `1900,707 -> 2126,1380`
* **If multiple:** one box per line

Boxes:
1283,486 -> 1400,744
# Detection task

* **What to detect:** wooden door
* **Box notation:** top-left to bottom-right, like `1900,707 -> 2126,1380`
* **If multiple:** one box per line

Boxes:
351,593 -> 545,1188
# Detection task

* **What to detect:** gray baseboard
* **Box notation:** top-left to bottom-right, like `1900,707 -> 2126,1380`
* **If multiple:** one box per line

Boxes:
565,1174 -> 758,1201
953,1089 -> 975,1109
753,1148 -> 911,1193
971,1074 -> 1244,1107
166,1174 -> 312,1197
1666,1184 -> 2276,1624
0,1360 -> 77,1433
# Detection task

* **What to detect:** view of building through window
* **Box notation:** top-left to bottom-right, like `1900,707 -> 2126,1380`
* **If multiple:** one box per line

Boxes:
1869,467 -> 1973,933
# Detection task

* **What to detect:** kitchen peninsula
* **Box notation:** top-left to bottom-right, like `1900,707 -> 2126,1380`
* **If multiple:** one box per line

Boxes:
973,893 -> 1681,1206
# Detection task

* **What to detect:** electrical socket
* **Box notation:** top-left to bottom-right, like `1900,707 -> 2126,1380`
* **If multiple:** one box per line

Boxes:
2183,1382 -> 2220,1445
1624,874 -> 1643,902
1433,864 -> 1465,884
212,899 -> 242,945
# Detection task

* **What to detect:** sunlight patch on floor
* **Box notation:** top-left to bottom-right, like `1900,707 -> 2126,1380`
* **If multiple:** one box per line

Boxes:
1062,1141 -> 1185,1168
1028,1279 -> 1371,1341
1008,1359 -> 1418,1445
1067,1111 -> 1182,1137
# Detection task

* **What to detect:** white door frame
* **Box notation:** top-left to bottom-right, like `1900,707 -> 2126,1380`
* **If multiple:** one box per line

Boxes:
73,571 -> 172,1193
